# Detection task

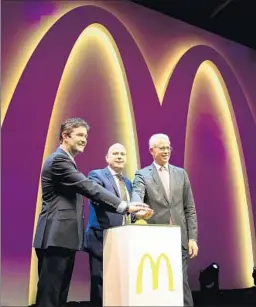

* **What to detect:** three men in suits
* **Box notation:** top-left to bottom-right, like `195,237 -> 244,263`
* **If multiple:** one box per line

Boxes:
84,143 -> 152,306
132,133 -> 198,306
33,118 -> 152,307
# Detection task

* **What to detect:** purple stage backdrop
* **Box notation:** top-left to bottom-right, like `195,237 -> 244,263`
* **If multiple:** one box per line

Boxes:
2,1 -> 256,305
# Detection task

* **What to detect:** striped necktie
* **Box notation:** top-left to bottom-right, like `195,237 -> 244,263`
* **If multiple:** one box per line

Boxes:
116,174 -> 127,201
116,174 -> 131,224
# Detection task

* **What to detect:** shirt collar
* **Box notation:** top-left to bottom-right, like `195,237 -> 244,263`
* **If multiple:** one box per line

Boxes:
59,145 -> 76,164
108,166 -> 122,177
153,161 -> 169,171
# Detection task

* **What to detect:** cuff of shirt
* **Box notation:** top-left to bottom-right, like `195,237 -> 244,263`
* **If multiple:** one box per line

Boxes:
117,201 -> 128,214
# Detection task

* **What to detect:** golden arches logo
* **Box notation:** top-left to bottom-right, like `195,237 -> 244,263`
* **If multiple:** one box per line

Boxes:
136,253 -> 174,294
1,4 -> 256,306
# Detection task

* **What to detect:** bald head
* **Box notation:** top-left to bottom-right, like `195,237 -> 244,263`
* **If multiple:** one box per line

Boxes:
106,143 -> 127,173
107,143 -> 126,155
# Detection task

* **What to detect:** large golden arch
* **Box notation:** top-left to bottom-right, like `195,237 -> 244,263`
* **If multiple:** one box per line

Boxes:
1,4 -> 255,305
28,23 -> 139,303
185,60 -> 255,285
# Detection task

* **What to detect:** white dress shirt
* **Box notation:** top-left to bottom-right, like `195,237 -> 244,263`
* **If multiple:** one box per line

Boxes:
153,162 -> 170,196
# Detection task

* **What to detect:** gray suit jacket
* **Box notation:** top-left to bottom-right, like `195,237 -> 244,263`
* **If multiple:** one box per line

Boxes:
33,148 -> 124,251
131,163 -> 198,249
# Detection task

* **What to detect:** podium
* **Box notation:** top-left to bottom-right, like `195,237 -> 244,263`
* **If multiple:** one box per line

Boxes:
103,225 -> 183,306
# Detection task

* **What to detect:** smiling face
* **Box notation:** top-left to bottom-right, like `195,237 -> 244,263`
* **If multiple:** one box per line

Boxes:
106,143 -> 127,173
62,126 -> 88,157
149,136 -> 172,166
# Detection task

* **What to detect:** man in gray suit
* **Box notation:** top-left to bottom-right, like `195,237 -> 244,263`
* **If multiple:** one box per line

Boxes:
132,133 -> 198,306
33,118 -> 152,307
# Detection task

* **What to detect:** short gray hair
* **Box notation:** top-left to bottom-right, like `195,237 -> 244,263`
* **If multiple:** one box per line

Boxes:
149,134 -> 170,149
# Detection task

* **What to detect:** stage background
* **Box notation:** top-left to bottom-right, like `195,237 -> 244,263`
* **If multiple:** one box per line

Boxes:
2,1 -> 256,305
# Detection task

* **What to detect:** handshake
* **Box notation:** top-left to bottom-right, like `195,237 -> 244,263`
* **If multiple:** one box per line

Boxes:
127,202 -> 154,220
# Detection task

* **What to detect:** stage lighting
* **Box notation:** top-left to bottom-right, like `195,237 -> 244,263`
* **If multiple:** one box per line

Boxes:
199,263 -> 219,291
252,266 -> 256,286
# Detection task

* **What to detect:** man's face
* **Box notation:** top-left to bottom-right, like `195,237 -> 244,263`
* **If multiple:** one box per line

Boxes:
150,139 -> 171,166
106,144 -> 127,172
62,126 -> 88,156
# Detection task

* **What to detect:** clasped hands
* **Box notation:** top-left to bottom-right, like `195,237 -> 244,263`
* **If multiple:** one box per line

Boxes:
128,202 -> 154,220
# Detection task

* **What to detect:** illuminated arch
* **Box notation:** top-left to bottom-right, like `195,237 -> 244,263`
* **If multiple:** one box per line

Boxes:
1,6 -> 150,305
158,45 -> 256,286
1,5 -> 255,305
187,60 -> 255,285
27,24 -> 141,302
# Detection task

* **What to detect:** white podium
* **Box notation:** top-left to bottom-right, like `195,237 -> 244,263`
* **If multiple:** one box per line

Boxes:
103,225 -> 183,306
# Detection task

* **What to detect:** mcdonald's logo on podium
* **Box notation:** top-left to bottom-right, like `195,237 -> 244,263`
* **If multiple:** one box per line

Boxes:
136,253 -> 174,294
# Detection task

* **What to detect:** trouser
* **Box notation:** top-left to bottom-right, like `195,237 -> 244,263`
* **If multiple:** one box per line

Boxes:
182,247 -> 194,306
35,247 -> 76,307
85,228 -> 104,306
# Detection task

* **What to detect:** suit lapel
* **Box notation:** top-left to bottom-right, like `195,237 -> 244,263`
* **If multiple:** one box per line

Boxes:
104,168 -> 120,197
123,176 -> 132,198
150,164 -> 170,204
57,147 -> 77,169
168,165 -> 175,204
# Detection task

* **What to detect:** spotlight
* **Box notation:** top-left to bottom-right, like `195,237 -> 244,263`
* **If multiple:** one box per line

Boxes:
252,266 -> 256,286
199,263 -> 219,292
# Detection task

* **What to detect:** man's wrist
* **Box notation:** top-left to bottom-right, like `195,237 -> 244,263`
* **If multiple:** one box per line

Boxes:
116,201 -> 129,214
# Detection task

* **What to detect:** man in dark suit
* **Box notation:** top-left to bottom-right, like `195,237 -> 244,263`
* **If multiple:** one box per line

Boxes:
131,133 -> 198,306
33,118 -> 152,307
84,143 -> 149,306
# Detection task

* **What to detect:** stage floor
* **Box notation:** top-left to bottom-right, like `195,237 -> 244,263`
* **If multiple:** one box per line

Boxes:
11,287 -> 255,307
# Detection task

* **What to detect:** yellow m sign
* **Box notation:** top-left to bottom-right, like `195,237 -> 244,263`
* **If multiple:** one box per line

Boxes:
136,253 -> 174,294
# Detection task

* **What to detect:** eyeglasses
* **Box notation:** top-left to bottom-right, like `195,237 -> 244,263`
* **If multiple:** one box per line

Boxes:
155,146 -> 173,152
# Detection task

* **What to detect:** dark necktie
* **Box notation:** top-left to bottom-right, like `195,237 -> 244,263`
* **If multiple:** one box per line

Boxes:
116,174 -> 127,201
116,174 -> 130,224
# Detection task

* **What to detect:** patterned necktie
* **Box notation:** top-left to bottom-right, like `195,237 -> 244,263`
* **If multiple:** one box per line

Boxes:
116,174 -> 131,224
116,174 -> 127,201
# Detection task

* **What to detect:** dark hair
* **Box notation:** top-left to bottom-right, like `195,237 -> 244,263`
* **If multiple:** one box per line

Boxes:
59,118 -> 90,143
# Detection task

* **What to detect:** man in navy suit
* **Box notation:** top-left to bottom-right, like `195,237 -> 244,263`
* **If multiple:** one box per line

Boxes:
84,143 -> 152,306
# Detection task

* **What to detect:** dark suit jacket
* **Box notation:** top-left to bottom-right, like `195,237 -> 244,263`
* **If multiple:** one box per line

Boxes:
84,167 -> 132,252
85,167 -> 133,231
131,163 -> 198,249
33,148 -> 125,251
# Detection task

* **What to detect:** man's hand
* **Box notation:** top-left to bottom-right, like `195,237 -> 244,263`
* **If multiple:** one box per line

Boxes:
135,209 -> 154,219
127,202 -> 150,213
188,239 -> 198,259
127,202 -> 154,219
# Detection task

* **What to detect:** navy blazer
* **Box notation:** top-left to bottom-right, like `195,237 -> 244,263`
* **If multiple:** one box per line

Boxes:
85,167 -> 133,231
